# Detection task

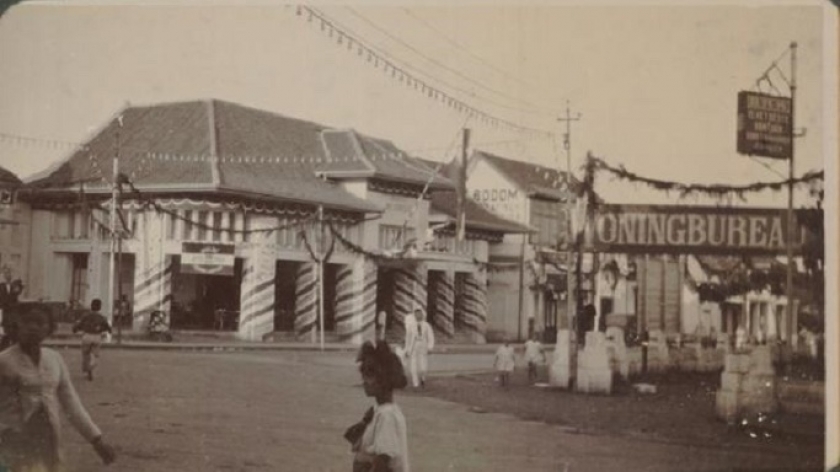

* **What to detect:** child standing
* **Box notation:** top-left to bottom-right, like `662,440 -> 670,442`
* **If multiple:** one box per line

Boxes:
348,341 -> 409,472
523,335 -> 546,384
494,341 -> 516,387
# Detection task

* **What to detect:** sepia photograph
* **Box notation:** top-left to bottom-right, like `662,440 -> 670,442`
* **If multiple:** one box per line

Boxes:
0,1 -> 836,471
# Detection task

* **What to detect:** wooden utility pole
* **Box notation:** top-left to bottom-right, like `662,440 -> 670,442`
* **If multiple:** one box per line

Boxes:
318,204 -> 326,351
557,101 -> 582,181
107,114 -> 123,333
558,101 -> 582,388
785,42 -> 797,342
456,128 -> 470,242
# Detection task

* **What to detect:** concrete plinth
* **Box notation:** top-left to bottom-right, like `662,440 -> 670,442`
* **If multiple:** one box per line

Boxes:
715,346 -> 779,422
549,329 -> 573,389
576,332 -> 613,394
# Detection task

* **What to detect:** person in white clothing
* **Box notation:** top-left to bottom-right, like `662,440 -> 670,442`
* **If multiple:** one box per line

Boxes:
404,309 -> 435,388
347,340 -> 409,472
523,335 -> 546,384
494,340 -> 516,387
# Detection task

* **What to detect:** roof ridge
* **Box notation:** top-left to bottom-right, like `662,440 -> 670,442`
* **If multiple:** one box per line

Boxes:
212,99 -> 330,132
476,148 -> 562,174
332,129 -> 375,171
206,100 -> 221,187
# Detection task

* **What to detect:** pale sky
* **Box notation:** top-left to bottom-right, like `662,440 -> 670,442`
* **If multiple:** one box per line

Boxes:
0,1 -> 834,207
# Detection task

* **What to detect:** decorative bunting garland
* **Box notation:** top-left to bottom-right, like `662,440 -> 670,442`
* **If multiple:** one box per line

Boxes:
327,220 -> 415,262
293,5 -> 552,139
578,154 -> 824,304
299,225 -> 337,264
123,180 -> 315,235
582,155 -> 824,202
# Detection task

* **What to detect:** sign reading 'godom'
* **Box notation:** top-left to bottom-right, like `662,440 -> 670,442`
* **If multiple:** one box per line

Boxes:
737,91 -> 793,159
181,242 -> 235,275
585,205 -> 806,255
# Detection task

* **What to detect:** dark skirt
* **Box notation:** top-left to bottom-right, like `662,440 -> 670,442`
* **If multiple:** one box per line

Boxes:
0,406 -> 60,471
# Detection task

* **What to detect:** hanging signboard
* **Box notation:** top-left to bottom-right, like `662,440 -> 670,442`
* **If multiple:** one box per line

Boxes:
181,242 -> 235,276
736,91 -> 793,159
584,205 -> 809,255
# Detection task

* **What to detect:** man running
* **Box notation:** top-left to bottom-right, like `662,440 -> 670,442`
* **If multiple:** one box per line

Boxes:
72,299 -> 112,381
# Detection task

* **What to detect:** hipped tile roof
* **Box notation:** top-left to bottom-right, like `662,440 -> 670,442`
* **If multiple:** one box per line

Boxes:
28,99 -> 453,212
0,165 -> 22,187
472,150 -> 581,201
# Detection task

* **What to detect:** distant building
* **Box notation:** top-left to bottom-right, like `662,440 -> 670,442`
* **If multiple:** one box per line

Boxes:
464,150 -> 589,342
464,151 -> 805,347
0,165 -> 29,294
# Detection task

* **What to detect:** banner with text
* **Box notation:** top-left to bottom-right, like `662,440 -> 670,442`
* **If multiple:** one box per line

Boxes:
181,242 -> 236,276
585,205 -> 809,255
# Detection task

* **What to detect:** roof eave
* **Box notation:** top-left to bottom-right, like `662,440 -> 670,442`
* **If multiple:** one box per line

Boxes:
315,170 -> 376,179
214,186 -> 383,214
373,173 -> 455,190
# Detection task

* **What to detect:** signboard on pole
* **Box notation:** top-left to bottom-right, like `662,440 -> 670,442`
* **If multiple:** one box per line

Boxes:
737,91 -> 793,159
584,205 -> 810,255
181,242 -> 235,275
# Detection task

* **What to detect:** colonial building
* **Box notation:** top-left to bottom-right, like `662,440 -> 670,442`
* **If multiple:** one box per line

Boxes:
19,99 -> 524,344
464,150 -> 588,342
0,165 -> 29,289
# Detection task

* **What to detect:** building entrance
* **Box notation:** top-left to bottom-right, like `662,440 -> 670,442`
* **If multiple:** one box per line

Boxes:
170,256 -> 243,330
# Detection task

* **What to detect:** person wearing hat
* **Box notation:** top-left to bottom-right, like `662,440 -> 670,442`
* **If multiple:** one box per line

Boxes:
403,308 -> 435,388
346,340 -> 409,472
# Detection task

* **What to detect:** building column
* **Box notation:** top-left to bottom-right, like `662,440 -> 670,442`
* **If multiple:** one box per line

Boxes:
221,212 -> 231,244
237,216 -> 276,340
461,271 -> 488,343
132,212 -> 171,330
88,219 -> 104,306
434,270 -> 456,338
391,264 -> 427,341
336,258 -> 377,344
238,248 -> 276,342
294,262 -> 318,343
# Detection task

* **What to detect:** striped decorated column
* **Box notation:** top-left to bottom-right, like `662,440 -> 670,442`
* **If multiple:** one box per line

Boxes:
133,211 -> 171,330
460,272 -> 488,343
133,256 -> 172,330
433,271 -> 456,338
390,265 -> 427,342
294,262 -> 318,342
336,258 -> 377,344
237,241 -> 276,341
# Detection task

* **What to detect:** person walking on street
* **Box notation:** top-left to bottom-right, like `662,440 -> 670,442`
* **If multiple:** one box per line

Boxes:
523,335 -> 546,384
72,299 -> 112,381
404,309 -> 434,388
494,340 -> 516,387
346,340 -> 409,472
0,304 -> 116,472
